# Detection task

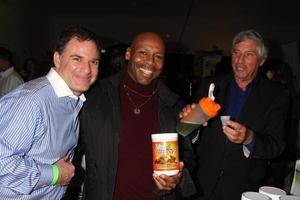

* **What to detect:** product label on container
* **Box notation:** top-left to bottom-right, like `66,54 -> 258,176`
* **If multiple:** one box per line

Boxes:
152,141 -> 179,171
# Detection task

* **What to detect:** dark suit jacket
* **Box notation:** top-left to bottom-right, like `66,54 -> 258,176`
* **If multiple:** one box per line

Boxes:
80,72 -> 197,200
193,72 -> 289,200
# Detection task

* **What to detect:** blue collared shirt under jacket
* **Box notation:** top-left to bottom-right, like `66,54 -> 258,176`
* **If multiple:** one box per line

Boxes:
0,68 -> 84,199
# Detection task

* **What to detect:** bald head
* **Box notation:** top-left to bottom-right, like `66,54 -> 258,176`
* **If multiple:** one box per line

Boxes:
130,32 -> 165,53
125,32 -> 165,85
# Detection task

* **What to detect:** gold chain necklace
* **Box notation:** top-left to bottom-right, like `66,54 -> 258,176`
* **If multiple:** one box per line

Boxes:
123,84 -> 155,98
123,84 -> 157,115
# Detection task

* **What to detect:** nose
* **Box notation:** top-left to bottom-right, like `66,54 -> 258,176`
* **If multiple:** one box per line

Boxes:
237,53 -> 245,64
82,61 -> 92,74
145,54 -> 155,66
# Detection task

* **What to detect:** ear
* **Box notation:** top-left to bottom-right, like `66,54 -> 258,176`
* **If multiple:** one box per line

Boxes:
53,52 -> 61,69
125,47 -> 131,61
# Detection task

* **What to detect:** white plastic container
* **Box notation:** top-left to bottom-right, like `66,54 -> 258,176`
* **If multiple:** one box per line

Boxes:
259,186 -> 287,200
151,133 -> 179,176
242,192 -> 271,200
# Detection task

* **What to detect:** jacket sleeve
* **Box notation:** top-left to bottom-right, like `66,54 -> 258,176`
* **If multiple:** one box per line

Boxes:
249,87 -> 290,160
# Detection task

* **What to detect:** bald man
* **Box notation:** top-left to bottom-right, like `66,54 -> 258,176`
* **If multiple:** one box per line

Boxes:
80,32 -> 197,200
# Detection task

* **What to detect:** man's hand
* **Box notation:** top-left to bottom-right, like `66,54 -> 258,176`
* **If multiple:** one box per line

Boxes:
54,155 -> 75,186
222,120 -> 253,144
153,162 -> 184,190
179,104 -> 208,126
179,104 -> 195,119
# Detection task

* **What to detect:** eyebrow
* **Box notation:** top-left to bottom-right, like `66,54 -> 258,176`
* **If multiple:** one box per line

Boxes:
70,54 -> 100,60
70,54 -> 82,58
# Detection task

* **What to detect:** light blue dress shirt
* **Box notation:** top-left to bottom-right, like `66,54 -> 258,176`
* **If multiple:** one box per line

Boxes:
0,68 -> 85,199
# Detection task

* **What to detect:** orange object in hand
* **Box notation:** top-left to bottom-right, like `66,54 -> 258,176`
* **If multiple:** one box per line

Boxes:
176,97 -> 221,136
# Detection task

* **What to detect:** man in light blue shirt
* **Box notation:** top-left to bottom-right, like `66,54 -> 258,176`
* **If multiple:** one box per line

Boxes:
0,26 -> 101,199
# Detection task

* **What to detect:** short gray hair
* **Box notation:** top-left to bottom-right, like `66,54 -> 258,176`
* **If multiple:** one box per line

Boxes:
232,30 -> 268,59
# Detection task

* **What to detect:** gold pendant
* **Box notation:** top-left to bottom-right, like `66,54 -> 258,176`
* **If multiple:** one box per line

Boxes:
134,108 -> 141,115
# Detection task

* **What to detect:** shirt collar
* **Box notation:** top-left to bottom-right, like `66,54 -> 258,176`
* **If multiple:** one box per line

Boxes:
232,78 -> 255,92
1,67 -> 15,78
46,68 -> 86,102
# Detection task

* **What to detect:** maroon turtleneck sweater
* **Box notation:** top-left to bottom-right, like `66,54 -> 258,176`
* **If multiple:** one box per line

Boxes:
113,71 -> 161,200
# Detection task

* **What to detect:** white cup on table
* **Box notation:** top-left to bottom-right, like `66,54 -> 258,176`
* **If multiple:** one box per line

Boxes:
242,191 -> 271,200
259,186 -> 287,200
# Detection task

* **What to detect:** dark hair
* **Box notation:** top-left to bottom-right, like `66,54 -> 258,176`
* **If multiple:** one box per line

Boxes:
0,46 -> 14,66
54,26 -> 101,55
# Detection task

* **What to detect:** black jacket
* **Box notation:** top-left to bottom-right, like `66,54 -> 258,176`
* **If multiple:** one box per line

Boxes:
193,72 -> 289,200
81,72 -> 197,200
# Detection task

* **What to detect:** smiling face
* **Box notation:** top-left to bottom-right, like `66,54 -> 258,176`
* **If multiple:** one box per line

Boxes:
54,37 -> 100,96
125,32 -> 165,85
231,38 -> 265,87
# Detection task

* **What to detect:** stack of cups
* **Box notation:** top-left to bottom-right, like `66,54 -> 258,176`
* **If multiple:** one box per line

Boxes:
242,192 -> 271,200
259,186 -> 287,200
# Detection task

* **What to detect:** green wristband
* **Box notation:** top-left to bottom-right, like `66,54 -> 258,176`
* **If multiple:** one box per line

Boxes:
51,164 -> 59,186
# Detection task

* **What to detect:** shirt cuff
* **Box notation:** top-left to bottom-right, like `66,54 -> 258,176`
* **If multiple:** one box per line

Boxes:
35,163 -> 53,189
243,133 -> 256,158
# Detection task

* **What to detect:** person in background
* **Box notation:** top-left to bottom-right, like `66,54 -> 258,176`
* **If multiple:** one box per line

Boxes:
105,43 -> 129,78
184,30 -> 289,200
0,46 -> 24,98
20,57 -> 49,82
0,26 -> 101,199
80,32 -> 197,200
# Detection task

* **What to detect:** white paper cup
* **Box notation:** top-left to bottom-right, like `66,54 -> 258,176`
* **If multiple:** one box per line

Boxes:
151,133 -> 179,176
259,186 -> 287,200
242,192 -> 272,200
280,195 -> 300,200
220,115 -> 230,126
